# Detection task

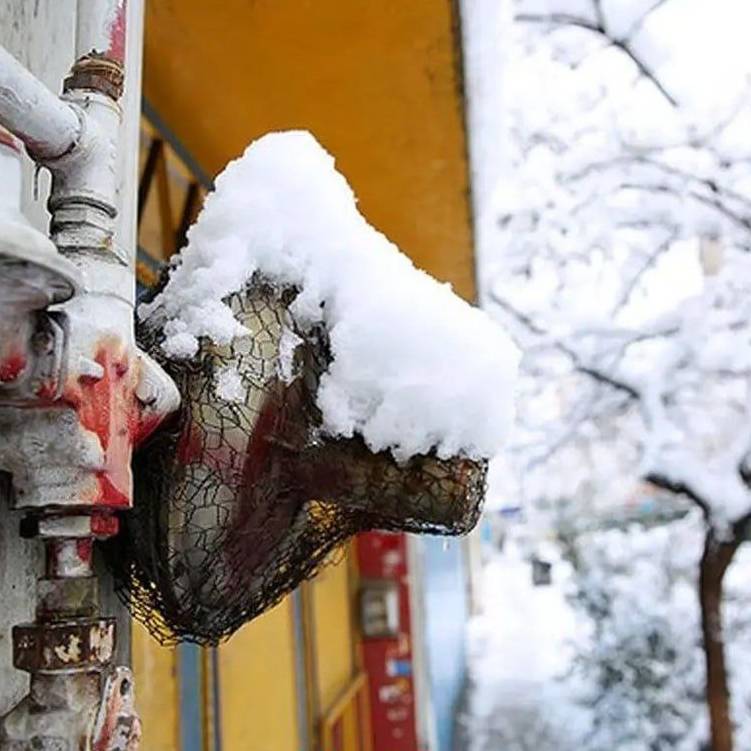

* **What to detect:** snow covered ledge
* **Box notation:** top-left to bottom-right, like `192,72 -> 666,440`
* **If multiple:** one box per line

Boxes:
140,131 -> 518,464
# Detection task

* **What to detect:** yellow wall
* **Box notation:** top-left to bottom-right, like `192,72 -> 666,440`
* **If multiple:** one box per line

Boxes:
133,561 -> 359,751
219,600 -> 301,751
309,557 -> 357,714
135,1 -> 473,748
132,622 -> 180,751
143,0 -> 475,300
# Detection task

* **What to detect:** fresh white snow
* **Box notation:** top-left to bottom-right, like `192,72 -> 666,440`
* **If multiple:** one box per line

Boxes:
214,366 -> 246,403
140,130 -> 519,461
466,540 -> 587,751
467,0 -> 751,528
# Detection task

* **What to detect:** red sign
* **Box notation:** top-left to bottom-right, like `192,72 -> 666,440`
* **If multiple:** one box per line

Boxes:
356,532 -> 419,751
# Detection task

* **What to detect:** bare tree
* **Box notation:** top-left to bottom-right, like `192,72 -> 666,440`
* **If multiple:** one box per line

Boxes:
469,698 -> 575,751
490,2 -> 751,748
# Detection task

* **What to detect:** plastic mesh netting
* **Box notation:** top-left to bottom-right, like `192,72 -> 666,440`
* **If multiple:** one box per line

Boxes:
107,278 -> 487,644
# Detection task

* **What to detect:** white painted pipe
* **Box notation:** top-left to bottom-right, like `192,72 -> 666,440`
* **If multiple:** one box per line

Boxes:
0,45 -> 80,161
76,0 -> 127,63
0,131 -> 22,216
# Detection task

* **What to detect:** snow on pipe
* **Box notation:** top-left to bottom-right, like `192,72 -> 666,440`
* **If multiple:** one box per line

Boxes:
0,45 -> 81,161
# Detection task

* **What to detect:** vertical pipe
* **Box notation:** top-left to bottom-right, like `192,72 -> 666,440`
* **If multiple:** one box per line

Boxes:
291,588 -> 311,751
75,0 -> 128,63
0,128 -> 21,212
0,3 -> 147,744
210,648 -> 223,751
178,643 -> 204,751
115,0 -> 143,278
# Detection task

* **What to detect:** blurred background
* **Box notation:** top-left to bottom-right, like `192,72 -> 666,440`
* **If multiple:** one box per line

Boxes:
468,2 -> 751,750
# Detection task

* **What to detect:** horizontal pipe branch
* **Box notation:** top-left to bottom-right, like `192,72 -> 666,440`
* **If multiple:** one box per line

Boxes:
0,45 -> 81,161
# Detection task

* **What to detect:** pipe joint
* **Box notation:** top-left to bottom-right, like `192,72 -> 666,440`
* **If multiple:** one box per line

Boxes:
44,92 -> 121,254
64,53 -> 125,101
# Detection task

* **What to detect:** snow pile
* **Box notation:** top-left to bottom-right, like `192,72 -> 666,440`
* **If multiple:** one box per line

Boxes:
466,543 -> 587,751
467,513 -> 751,751
140,130 -> 518,461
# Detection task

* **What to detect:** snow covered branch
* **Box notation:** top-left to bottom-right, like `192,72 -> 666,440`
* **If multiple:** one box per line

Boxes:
489,0 -> 751,532
516,0 -> 678,107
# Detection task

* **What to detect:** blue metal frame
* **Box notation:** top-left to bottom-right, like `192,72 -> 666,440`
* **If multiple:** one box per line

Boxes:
178,643 -> 204,751
291,588 -> 311,751
142,98 -> 214,190
421,538 -> 469,751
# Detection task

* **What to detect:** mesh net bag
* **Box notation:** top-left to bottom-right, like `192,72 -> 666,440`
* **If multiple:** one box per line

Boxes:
107,277 -> 487,644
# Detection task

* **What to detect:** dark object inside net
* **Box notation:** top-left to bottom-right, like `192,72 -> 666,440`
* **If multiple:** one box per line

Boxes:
107,278 -> 487,645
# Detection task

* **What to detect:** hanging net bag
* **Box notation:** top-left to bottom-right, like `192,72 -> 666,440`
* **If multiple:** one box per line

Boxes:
106,131 -> 518,645
107,280 -> 486,643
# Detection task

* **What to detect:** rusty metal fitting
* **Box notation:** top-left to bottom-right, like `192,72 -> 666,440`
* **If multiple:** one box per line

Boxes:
13,618 -> 115,673
2,668 -> 140,751
92,667 -> 142,751
63,54 -> 124,101
36,577 -> 99,622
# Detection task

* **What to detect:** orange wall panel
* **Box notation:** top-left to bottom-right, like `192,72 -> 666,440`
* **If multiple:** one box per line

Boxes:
143,0 -> 475,299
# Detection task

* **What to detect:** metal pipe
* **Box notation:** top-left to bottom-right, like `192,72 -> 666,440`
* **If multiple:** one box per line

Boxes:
76,0 -> 128,63
0,129 -> 21,213
45,539 -> 95,579
0,2 -> 155,747
0,45 -> 80,161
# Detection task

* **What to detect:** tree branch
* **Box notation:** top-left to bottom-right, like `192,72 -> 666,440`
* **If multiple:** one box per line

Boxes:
577,366 -> 640,399
623,0 -> 671,40
488,291 -> 644,399
516,11 -> 678,107
645,472 -> 712,519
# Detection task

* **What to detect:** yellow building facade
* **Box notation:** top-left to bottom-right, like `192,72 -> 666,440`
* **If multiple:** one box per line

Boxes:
133,1 -> 476,749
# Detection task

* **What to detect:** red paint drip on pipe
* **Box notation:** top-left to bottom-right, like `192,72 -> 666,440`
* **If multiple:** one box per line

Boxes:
75,538 -> 94,565
91,513 -> 119,538
0,352 -> 27,383
62,337 -> 139,509
96,472 -> 131,509
132,413 -> 162,446
35,380 -> 58,400
107,0 -> 127,65
45,334 -> 167,510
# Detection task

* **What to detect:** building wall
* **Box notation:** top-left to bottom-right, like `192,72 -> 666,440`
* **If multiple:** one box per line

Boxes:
132,0 -> 477,748
309,558 -> 358,715
142,0 -> 475,299
132,622 -> 181,751
133,559 -> 359,751
219,601 -> 302,751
